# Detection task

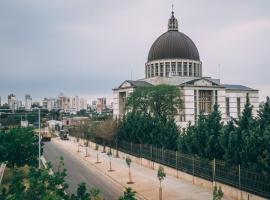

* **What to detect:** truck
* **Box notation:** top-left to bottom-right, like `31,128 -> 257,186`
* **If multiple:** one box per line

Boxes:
41,127 -> 51,142
59,129 -> 69,140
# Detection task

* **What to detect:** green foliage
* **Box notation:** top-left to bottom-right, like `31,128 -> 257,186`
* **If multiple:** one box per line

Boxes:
118,187 -> 137,200
125,84 -> 183,119
107,148 -> 112,157
0,158 -> 102,200
125,157 -> 132,168
157,166 -> 166,183
0,128 -> 40,168
213,186 -> 223,200
118,112 -> 179,149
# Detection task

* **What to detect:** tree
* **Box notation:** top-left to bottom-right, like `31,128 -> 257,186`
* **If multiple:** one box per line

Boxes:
107,148 -> 114,172
95,119 -> 118,153
118,187 -> 137,200
205,103 -> 223,159
157,166 -> 166,200
0,128 -> 40,168
125,157 -> 134,184
213,186 -> 223,200
7,168 -> 25,199
125,85 -> 183,119
95,144 -> 101,164
76,183 -> 90,200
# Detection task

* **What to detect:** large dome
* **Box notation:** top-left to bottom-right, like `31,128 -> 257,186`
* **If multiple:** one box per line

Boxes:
147,31 -> 200,62
147,12 -> 200,62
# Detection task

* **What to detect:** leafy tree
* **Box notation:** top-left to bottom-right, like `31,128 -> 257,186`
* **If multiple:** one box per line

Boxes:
125,157 -> 133,184
0,128 -> 40,168
157,166 -> 166,200
118,187 -> 137,200
76,183 -> 90,200
205,103 -> 223,159
125,84 -> 183,119
213,186 -> 223,200
7,168 -> 25,199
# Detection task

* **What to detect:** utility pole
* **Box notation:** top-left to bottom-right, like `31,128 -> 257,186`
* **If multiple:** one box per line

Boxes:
38,109 -> 41,169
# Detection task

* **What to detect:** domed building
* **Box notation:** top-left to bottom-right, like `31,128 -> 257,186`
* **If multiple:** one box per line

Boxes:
113,11 -> 259,127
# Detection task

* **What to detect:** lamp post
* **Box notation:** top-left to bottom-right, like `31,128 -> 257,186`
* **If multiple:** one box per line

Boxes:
38,108 -> 41,169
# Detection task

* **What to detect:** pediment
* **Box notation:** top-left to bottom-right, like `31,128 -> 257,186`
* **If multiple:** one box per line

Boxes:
193,79 -> 215,86
118,81 -> 133,89
184,78 -> 220,87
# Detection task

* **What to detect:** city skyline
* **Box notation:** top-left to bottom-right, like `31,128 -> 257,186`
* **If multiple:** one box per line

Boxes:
0,1 -> 270,101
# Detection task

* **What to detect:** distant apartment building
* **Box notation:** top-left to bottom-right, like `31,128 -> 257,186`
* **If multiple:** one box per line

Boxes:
79,98 -> 87,110
96,97 -> 106,113
8,93 -> 17,111
25,94 -> 32,111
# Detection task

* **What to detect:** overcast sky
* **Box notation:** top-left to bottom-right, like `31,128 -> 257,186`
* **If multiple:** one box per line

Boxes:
0,0 -> 270,103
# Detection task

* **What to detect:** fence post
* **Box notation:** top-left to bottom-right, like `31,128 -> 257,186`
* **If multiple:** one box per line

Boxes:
238,164 -> 242,200
151,145 -> 153,169
212,158 -> 216,187
192,156 -> 195,184
140,144 -> 142,165
176,151 -> 178,178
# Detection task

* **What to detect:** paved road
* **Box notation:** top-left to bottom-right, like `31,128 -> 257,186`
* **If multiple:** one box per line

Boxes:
43,141 -> 123,200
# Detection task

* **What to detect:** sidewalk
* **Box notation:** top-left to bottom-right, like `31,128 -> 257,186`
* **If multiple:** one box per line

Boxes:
53,137 -> 232,200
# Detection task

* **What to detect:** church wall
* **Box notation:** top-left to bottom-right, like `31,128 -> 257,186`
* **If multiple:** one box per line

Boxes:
225,90 -> 259,119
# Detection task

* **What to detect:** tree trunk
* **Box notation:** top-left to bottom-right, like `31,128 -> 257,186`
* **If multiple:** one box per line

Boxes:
159,186 -> 162,200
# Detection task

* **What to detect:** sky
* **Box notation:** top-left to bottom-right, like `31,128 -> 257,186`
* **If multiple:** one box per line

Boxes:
0,0 -> 270,103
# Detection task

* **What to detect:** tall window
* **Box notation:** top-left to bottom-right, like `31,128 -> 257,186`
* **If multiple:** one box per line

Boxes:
193,63 -> 197,76
183,62 -> 187,76
215,90 -> 218,104
189,63 -> 192,76
177,62 -> 182,76
160,63 -> 164,77
226,97 -> 230,117
171,62 -> 176,75
165,62 -> 170,77
237,97 -> 241,117
155,63 -> 159,76
147,65 -> 150,78
151,64 -> 154,77
194,90 -> 197,121
199,90 -> 212,114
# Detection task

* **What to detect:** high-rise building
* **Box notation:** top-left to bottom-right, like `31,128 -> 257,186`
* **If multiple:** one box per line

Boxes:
97,98 -> 106,113
25,94 -> 32,111
8,93 -> 17,111
79,98 -> 87,110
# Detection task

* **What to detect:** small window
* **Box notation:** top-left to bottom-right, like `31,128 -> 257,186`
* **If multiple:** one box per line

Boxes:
165,62 -> 170,77
189,63 -> 192,76
193,63 -> 197,76
237,97 -> 241,117
226,97 -> 230,117
151,64 -> 154,77
160,63 -> 164,77
155,63 -> 159,76
171,62 -> 176,75
147,65 -> 150,78
177,62 -> 182,76
183,62 -> 187,76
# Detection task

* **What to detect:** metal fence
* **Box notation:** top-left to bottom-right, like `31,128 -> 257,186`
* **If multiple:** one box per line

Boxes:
90,138 -> 270,199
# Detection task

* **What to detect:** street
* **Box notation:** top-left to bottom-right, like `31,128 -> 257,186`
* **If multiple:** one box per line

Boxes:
44,140 -> 123,200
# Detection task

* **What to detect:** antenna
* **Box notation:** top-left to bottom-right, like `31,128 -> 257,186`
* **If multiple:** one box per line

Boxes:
130,69 -> 133,80
218,64 -> 221,80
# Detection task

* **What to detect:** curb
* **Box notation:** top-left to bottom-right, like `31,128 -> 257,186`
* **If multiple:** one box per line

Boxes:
59,138 -> 148,200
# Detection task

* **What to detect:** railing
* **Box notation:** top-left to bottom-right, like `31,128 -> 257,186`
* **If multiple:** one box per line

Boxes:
90,138 -> 270,199
0,162 -> 7,185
